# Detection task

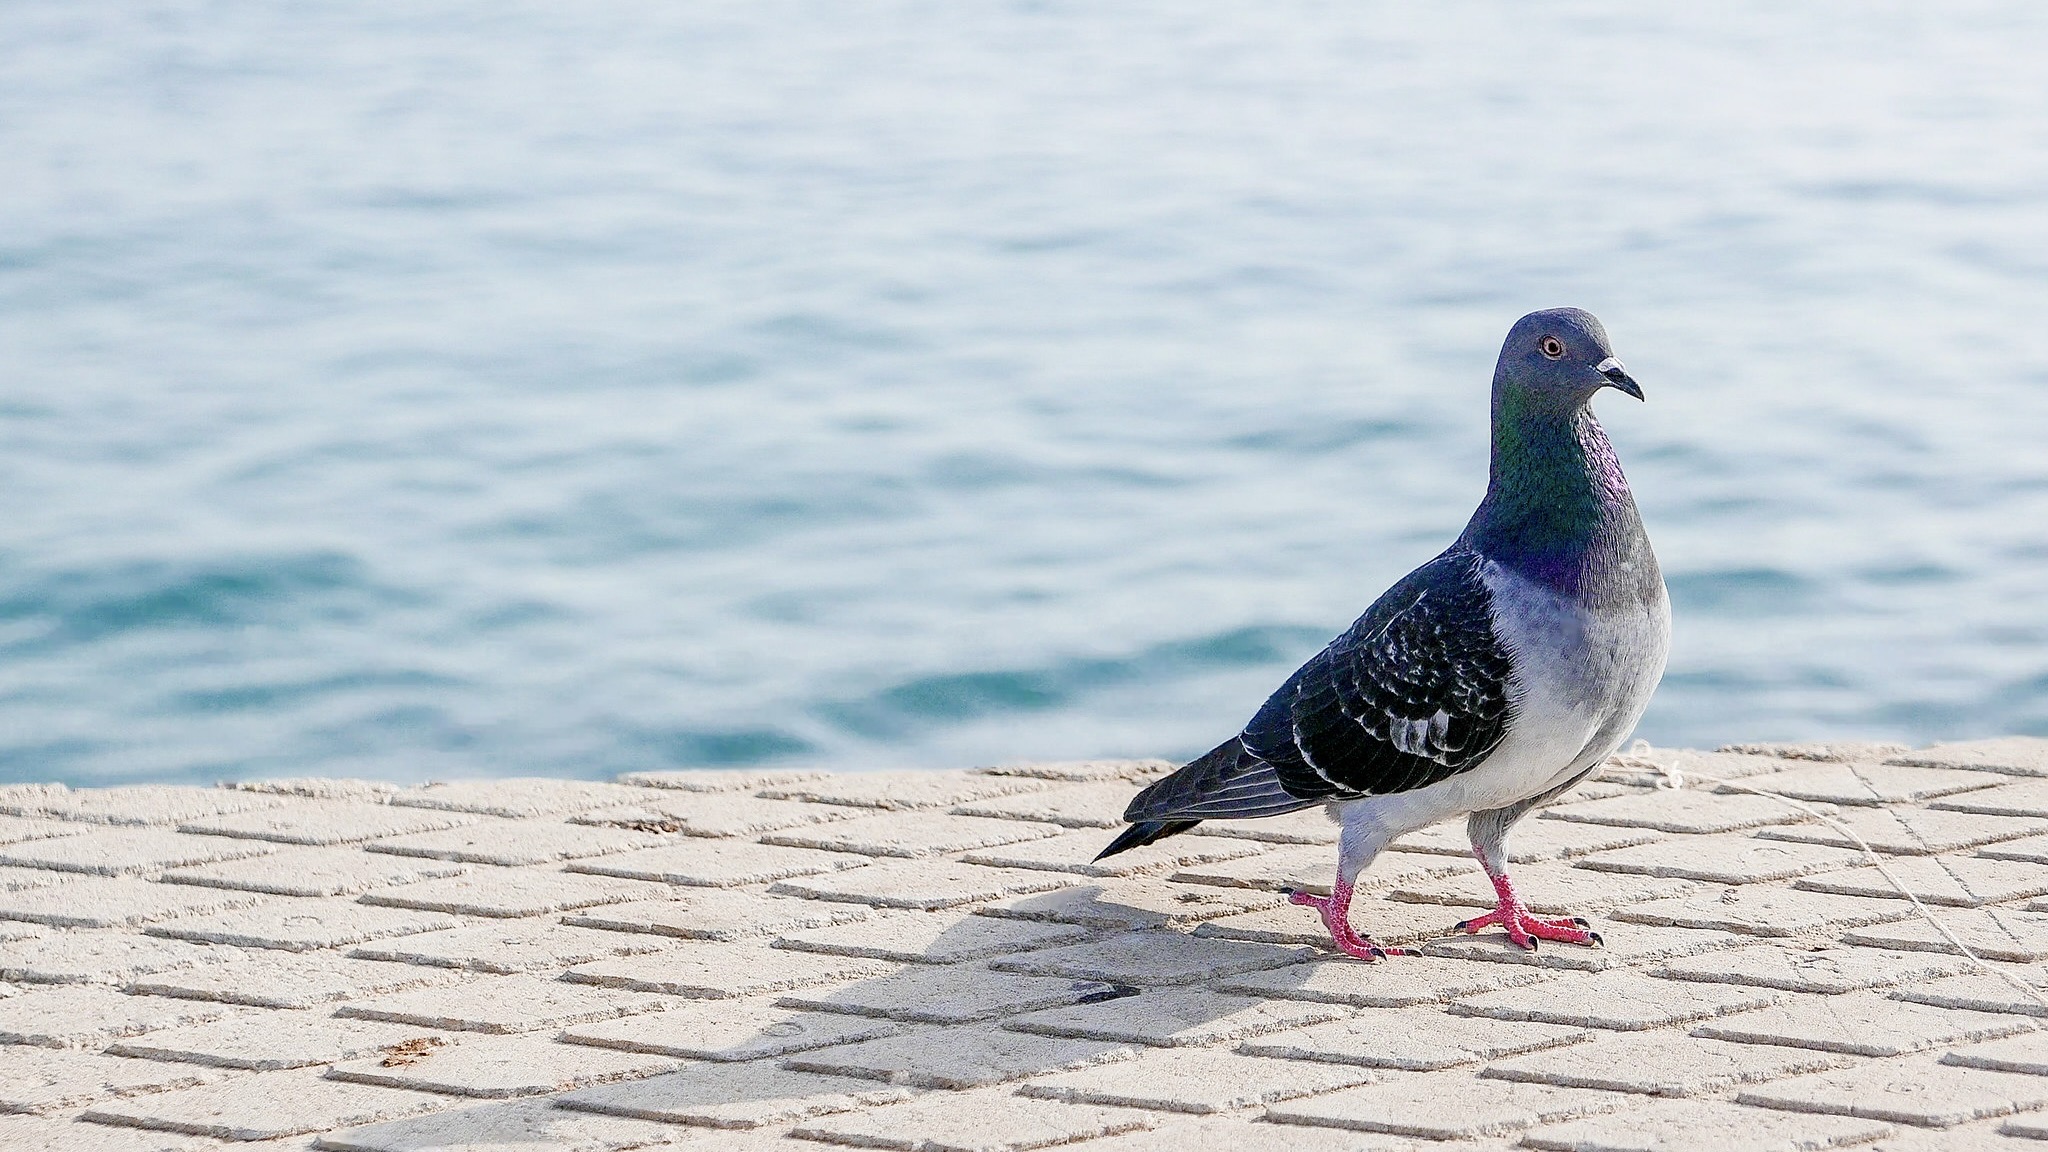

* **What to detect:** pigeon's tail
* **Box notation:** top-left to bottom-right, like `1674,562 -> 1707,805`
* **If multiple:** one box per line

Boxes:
1093,818 -> 1201,860
1095,736 -> 1323,860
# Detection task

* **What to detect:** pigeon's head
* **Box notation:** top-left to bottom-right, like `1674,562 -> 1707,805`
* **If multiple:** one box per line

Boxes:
1495,307 -> 1642,409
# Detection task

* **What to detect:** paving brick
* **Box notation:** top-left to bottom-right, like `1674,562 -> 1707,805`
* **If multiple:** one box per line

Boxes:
563,1001 -> 903,1061
1757,808 -> 2048,855
336,974 -> 670,1034
1695,990 -> 2037,1056
1242,1009 -> 1589,1071
160,847 -> 469,897
0,815 -> 85,846
1597,748 -> 1797,789
565,942 -> 888,998
1934,780 -> 2048,820
0,828 -> 276,877
1611,885 -> 1916,938
783,1025 -> 1137,1088
109,1014 -> 447,1070
1389,862 -> 1697,915
1731,762 -> 2007,807
0,1114 -> 225,1151
1189,895 -> 1461,950
1168,843 -> 1351,892
177,800 -> 476,846
1737,1054 -> 2048,1127
0,931 -> 232,986
1048,1115 -> 1445,1152
1186,809 -> 1340,845
1844,909 -> 2048,963
1020,1046 -> 1375,1114
0,1047 -> 217,1114
759,771 -> 1054,811
568,840 -> 869,887
358,868 -> 674,918
1656,942 -> 1962,995
80,1068 -> 453,1140
1215,956 -> 1551,1008
791,1086 -> 1156,1151
1574,835 -> 1866,884
1003,987 -> 1348,1047
1891,969 -> 2048,1019
225,777 -> 399,800
1519,1098 -> 1895,1152
1177,845 -> 1465,898
977,759 -> 1174,783
563,890 -> 869,941
1794,855 -> 2048,908
388,779 -> 661,818
2007,1116 -> 2048,1140
989,931 -> 1312,986
764,812 -> 1065,860
1261,1070 -> 1629,1139
362,820 -> 667,866
1945,1033 -> 2048,1077
350,920 -> 678,974
1723,741 -> 1912,763
146,898 -> 462,952
1420,922 -> 1747,972
951,782 -> 1148,829
777,964 -> 1119,1024
1541,791 -> 1813,834
616,768 -> 833,792
326,1031 -> 683,1098
771,860 -> 1075,910
0,876 -> 266,929
5,786 -> 284,827
1386,818 -> 1662,863
0,985 -> 237,1048
1983,834 -> 2048,866
1891,737 -> 2048,777
976,878 -> 1279,929
965,828 -> 1266,879
557,1063 -> 912,1128
1450,969 -> 1783,1031
126,951 -> 461,1009
1482,1029 -> 1844,1096
0,863 -> 75,892
572,793 -> 862,838
774,908 -> 1090,963
315,1095 -> 694,1152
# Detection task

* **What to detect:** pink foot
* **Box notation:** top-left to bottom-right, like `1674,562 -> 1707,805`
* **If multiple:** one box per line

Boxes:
1284,879 -> 1413,961
1456,870 -> 1603,951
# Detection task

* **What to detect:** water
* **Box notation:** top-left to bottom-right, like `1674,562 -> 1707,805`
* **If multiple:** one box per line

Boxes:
2,3 -> 2046,787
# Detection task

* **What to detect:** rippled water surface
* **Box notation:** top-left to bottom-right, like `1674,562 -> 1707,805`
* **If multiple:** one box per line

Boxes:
3,3 -> 2047,786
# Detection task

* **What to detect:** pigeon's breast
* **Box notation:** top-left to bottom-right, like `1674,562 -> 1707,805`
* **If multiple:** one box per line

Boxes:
1477,557 -> 1671,797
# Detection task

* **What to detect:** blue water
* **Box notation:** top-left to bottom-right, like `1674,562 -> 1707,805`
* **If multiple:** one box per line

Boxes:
3,3 -> 2046,787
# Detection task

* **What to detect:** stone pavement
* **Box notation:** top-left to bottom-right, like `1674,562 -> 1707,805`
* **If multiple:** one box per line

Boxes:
3,739 -> 2048,1151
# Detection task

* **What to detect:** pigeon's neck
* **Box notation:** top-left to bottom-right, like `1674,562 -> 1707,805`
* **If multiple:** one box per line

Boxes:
1463,390 -> 1650,602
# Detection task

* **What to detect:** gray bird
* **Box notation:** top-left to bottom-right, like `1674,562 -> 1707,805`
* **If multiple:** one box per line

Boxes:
1098,308 -> 1669,959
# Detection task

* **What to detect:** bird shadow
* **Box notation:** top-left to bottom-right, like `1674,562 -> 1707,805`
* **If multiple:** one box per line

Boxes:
314,845 -> 1561,1149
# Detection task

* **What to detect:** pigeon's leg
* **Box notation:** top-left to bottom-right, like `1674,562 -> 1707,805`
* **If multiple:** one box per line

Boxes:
1456,807 -> 1602,950
1284,808 -> 1411,961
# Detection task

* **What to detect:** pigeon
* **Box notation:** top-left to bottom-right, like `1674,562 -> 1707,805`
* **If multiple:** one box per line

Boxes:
1099,308 -> 1669,959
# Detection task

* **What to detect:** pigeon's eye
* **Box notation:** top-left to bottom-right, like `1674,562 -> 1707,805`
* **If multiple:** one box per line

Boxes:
1538,336 -> 1566,360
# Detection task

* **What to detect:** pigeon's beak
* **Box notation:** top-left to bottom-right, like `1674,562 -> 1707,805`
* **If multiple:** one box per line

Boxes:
1597,357 -> 1643,400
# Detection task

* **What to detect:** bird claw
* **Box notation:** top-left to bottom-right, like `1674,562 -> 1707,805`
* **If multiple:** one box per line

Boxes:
1288,886 -> 1405,961
1455,905 -> 1602,949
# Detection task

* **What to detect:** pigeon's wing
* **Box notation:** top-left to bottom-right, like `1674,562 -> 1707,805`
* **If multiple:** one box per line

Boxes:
1244,545 -> 1516,800
1113,545 -> 1515,845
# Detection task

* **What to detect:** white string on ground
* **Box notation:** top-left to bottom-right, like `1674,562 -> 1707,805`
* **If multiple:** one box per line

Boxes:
1627,740 -> 2048,1012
